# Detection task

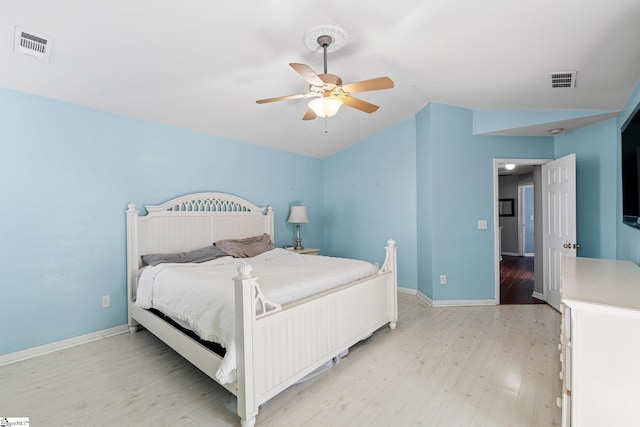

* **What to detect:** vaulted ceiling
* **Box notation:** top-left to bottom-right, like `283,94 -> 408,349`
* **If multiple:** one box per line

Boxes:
2,1 -> 640,158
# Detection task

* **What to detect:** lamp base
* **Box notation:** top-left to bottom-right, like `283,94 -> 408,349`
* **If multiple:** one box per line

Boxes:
294,224 -> 304,250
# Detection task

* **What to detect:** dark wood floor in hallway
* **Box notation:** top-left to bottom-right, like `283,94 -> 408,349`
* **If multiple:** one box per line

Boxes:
500,255 -> 545,304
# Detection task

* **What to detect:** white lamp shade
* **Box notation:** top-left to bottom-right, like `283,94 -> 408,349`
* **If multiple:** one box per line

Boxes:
288,206 -> 309,223
308,97 -> 343,118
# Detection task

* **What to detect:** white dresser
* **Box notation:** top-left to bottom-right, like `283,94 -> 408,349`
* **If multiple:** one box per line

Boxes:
559,256 -> 640,427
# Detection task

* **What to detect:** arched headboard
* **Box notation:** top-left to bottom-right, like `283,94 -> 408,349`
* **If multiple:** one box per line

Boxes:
126,192 -> 274,302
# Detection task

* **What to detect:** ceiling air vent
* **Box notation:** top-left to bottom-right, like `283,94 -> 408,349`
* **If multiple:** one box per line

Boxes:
14,27 -> 53,61
550,71 -> 576,88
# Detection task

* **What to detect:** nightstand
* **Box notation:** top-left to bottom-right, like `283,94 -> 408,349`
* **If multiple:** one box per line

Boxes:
293,248 -> 320,255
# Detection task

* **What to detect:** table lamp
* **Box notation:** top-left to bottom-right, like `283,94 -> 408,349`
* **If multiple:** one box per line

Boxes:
287,206 -> 309,250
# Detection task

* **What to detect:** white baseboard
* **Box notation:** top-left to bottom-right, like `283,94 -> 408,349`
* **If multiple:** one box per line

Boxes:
398,286 -> 417,295
416,291 -> 496,307
525,252 -> 534,257
416,290 -> 433,306
532,291 -> 546,301
0,324 -> 129,367
431,298 -> 497,307
501,252 -> 519,257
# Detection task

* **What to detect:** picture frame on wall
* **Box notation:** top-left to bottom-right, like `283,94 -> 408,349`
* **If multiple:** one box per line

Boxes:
499,198 -> 514,217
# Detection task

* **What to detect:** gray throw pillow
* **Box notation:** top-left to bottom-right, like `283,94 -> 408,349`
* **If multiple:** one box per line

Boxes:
142,245 -> 228,266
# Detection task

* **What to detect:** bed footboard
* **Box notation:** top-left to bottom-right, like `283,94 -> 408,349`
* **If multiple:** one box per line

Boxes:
234,239 -> 398,426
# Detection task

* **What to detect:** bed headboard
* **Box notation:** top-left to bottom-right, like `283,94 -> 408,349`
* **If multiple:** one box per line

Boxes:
126,192 -> 274,302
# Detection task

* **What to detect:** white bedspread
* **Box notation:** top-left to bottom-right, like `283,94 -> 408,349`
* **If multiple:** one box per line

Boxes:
135,248 -> 378,384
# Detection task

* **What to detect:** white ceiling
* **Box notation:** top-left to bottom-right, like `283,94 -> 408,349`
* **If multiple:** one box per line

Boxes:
2,1 -> 640,159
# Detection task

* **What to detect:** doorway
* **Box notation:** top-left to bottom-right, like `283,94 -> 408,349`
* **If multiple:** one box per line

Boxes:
494,156 -> 577,308
500,183 -> 539,304
494,159 -> 549,305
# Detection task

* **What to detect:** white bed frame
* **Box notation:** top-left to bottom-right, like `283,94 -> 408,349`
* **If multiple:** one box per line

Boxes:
126,192 -> 397,426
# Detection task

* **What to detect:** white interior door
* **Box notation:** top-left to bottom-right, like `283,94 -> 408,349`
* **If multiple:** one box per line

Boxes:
542,154 -> 577,311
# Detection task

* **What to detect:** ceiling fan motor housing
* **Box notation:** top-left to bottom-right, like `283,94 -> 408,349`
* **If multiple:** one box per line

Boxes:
317,35 -> 332,48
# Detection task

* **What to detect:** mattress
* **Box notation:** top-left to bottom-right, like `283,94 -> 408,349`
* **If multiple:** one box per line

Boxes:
135,248 -> 378,384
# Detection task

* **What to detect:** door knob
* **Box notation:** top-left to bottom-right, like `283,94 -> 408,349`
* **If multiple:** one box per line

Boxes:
563,243 -> 571,248
573,243 -> 580,249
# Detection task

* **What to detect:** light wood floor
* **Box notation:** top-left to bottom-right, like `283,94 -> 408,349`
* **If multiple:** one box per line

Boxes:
0,294 -> 561,426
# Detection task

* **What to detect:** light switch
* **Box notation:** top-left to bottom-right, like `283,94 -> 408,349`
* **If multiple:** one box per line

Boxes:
478,220 -> 488,229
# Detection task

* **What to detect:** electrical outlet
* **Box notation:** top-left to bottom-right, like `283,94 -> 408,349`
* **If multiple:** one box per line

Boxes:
102,295 -> 111,308
440,275 -> 447,285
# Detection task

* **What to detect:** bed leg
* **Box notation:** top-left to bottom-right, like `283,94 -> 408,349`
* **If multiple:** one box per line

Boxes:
389,321 -> 397,330
129,325 -> 139,333
240,417 -> 256,427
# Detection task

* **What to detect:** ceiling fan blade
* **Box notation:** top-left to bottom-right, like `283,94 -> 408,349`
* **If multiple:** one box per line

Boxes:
290,63 -> 325,86
341,77 -> 394,94
302,108 -> 317,120
256,92 -> 309,104
342,96 -> 379,113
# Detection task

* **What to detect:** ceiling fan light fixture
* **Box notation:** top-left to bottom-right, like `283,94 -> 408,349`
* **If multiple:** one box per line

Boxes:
308,97 -> 343,118
505,163 -> 516,170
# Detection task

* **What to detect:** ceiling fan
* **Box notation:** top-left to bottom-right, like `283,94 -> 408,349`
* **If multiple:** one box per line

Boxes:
256,34 -> 394,120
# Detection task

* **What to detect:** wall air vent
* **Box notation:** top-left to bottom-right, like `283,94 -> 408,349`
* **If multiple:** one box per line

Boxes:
14,27 -> 53,61
550,71 -> 576,88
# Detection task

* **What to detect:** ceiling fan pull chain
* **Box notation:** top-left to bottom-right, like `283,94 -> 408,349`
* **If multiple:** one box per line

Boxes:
324,117 -> 329,133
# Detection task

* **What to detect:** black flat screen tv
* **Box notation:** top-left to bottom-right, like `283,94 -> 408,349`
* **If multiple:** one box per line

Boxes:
622,109 -> 640,229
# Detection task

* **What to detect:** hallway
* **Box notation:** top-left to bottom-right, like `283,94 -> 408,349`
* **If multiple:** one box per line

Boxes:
500,255 -> 545,304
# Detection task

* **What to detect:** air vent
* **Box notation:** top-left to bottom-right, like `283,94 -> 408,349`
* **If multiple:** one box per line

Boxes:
14,27 -> 53,61
550,71 -> 576,88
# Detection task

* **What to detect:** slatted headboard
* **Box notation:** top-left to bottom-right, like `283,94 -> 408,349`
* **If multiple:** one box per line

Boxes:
126,192 -> 274,302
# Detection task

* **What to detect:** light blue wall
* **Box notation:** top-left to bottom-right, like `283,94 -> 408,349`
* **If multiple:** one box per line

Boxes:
417,103 -> 554,300
554,119 -> 619,259
323,117 -> 418,289
524,186 -> 534,254
416,105 -> 433,297
0,87 -> 323,355
547,79 -> 640,265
